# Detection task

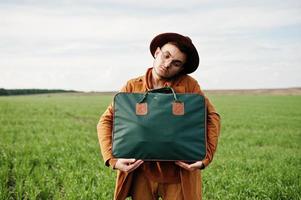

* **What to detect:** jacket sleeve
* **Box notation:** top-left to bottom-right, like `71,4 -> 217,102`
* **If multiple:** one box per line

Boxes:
97,102 -> 116,168
192,82 -> 221,168
96,82 -> 132,168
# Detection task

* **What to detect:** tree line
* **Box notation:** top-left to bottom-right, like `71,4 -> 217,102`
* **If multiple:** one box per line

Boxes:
0,88 -> 77,96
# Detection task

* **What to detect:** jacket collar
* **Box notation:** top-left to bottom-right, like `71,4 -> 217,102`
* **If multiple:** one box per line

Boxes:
141,67 -> 186,91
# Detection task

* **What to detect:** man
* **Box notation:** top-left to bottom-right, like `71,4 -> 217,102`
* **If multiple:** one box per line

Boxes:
97,32 -> 221,200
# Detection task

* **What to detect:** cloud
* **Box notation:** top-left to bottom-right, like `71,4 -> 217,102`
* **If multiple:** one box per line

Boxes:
0,0 -> 300,90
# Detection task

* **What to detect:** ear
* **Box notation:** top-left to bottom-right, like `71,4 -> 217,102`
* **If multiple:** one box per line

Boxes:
154,47 -> 160,58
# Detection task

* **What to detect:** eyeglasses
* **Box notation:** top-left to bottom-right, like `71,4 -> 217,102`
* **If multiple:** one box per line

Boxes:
158,48 -> 184,68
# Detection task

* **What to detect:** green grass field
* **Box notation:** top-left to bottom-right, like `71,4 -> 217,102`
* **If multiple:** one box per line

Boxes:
0,93 -> 300,199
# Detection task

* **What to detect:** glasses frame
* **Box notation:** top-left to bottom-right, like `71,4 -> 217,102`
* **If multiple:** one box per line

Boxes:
158,48 -> 185,68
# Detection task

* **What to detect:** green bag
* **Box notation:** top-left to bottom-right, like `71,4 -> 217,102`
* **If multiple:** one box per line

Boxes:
112,87 -> 206,161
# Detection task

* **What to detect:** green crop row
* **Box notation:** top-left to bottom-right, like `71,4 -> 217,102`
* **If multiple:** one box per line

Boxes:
0,94 -> 300,199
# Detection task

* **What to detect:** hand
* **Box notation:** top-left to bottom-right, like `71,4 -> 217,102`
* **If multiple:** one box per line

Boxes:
175,161 -> 204,172
114,158 -> 144,173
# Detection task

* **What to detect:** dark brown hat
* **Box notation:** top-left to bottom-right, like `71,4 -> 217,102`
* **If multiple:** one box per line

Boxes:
150,32 -> 199,74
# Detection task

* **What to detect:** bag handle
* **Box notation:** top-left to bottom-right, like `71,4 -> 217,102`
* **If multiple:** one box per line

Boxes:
138,86 -> 179,103
136,86 -> 185,116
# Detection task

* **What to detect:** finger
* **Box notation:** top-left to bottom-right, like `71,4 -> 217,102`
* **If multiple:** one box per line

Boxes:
128,161 -> 144,172
175,161 -> 183,167
189,161 -> 202,169
124,160 -> 144,173
121,158 -> 136,165
177,161 -> 190,168
130,160 -> 144,169
126,158 -> 136,164
176,161 -> 197,171
134,160 -> 144,166
175,161 -> 190,170
115,159 -> 136,171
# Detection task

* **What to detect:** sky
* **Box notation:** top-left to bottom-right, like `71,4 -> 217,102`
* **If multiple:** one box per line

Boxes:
0,0 -> 300,91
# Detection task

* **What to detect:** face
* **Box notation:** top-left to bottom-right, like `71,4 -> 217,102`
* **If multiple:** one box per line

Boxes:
152,43 -> 187,79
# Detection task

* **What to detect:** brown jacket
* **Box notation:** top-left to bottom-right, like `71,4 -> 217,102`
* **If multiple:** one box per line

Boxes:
97,68 -> 221,200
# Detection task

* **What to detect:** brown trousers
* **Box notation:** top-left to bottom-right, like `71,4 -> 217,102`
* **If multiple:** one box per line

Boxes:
130,170 -> 184,200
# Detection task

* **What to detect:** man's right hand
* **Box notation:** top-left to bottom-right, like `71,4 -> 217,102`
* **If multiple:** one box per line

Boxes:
114,158 -> 144,173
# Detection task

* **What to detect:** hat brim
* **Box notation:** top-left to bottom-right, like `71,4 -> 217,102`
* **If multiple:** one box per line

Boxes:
150,33 -> 199,74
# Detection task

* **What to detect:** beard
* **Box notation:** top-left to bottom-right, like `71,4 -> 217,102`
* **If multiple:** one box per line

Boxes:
154,65 -> 170,79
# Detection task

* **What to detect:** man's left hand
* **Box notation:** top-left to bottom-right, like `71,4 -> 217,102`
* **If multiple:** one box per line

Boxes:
175,161 -> 204,171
